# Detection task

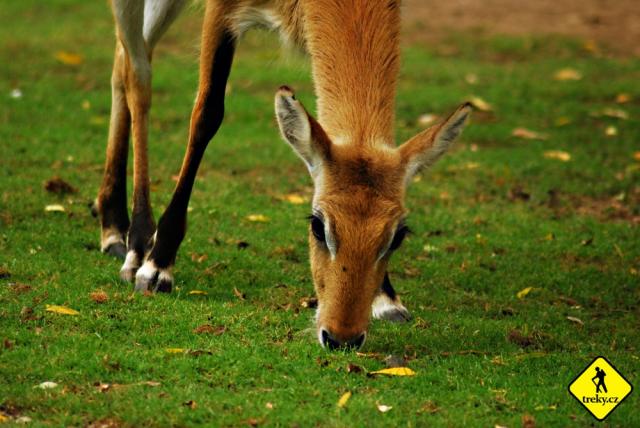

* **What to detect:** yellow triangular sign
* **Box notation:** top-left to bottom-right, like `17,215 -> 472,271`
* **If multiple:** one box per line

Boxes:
568,356 -> 633,421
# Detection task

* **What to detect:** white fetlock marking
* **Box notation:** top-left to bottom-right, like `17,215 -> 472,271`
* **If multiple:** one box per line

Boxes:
157,268 -> 173,284
135,260 -> 158,281
101,233 -> 124,252
371,294 -> 408,320
121,250 -> 140,272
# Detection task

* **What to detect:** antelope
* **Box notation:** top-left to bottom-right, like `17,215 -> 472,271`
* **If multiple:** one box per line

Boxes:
95,0 -> 471,349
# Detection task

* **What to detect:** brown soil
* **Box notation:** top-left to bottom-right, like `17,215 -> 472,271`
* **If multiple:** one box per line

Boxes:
402,0 -> 640,57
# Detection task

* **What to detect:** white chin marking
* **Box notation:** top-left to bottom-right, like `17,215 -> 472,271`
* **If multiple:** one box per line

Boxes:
371,294 -> 411,323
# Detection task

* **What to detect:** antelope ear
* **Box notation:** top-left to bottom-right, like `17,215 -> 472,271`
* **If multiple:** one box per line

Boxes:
399,103 -> 472,183
275,86 -> 331,176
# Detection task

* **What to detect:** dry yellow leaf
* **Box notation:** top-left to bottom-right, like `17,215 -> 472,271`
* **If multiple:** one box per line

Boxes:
633,152 -> 640,162
337,391 -> 352,408
601,108 -> 629,120
0,412 -> 9,422
512,128 -> 547,141
246,214 -> 269,223
45,305 -> 79,315
417,113 -> 438,126
566,316 -> 584,326
468,96 -> 492,112
54,51 -> 83,65
616,93 -> 632,104
37,381 -> 59,389
555,116 -> 572,127
605,126 -> 618,137
165,348 -> 185,354
543,150 -> 571,162
516,287 -> 533,299
553,68 -> 582,81
369,367 -> 416,376
284,194 -> 307,205
188,290 -> 208,295
377,404 -> 393,413
45,204 -> 65,212
465,73 -> 479,85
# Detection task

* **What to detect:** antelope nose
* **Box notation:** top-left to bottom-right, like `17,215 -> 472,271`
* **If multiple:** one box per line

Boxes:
321,329 -> 366,350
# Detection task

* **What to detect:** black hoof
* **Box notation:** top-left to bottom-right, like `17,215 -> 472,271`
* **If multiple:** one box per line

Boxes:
154,278 -> 172,293
105,242 -> 127,260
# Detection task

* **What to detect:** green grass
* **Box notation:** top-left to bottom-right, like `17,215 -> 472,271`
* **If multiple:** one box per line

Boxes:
1,1 -> 639,426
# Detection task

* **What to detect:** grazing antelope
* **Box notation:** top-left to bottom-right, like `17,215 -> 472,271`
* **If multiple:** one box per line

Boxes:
95,0 -> 471,349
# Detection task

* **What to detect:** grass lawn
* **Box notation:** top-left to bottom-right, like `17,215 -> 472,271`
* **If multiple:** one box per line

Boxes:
1,1 -> 639,426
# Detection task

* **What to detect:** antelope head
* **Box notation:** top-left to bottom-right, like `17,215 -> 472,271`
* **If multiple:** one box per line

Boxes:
275,86 -> 471,349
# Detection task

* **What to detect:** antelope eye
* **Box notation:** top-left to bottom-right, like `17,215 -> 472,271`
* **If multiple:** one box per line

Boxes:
389,225 -> 409,252
310,215 -> 326,243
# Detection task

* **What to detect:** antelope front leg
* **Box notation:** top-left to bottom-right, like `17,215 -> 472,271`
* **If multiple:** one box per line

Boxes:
372,273 -> 412,322
95,41 -> 131,260
135,9 -> 236,293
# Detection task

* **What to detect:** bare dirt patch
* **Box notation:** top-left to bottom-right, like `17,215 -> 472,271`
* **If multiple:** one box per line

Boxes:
402,0 -> 640,57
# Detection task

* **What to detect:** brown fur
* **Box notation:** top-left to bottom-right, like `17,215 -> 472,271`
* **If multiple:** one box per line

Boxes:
100,0 -> 469,344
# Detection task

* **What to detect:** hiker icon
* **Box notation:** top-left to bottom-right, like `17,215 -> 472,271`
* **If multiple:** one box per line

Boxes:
592,367 -> 608,393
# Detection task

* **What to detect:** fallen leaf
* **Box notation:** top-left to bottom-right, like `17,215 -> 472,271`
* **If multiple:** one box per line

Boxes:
165,348 -> 186,354
605,126 -> 618,137
522,413 -> 536,428
377,403 -> 393,413
516,287 -> 533,299
465,73 -> 478,85
188,290 -> 208,296
44,204 -> 66,213
44,177 -> 77,194
601,108 -> 629,120
246,214 -> 269,223
139,381 -> 161,387
512,127 -> 547,141
543,150 -> 571,162
265,402 -> 274,410
507,329 -> 536,348
10,88 -> 22,99
0,413 -> 8,423
282,193 -> 307,205
89,290 -> 109,304
368,367 -> 416,377
183,400 -> 197,409
54,51 -> 83,65
233,287 -> 246,300
45,305 -> 79,316
417,401 -> 440,414
193,324 -> 226,335
553,68 -> 582,81
633,152 -> 640,162
417,113 -> 438,126
36,381 -> 58,389
95,382 -> 111,392
566,316 -> 584,326
555,116 -> 572,127
337,391 -> 352,408
468,96 -> 493,112
616,93 -> 632,104
347,363 -> 363,373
